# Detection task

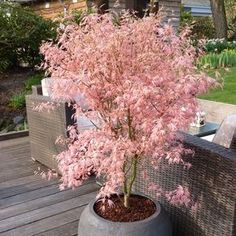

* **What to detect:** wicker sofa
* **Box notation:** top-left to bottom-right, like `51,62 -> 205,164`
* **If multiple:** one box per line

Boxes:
135,132 -> 236,236
26,85 -> 75,171
26,86 -> 236,235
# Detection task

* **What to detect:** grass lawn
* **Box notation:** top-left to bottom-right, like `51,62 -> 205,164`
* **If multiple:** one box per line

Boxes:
199,67 -> 236,105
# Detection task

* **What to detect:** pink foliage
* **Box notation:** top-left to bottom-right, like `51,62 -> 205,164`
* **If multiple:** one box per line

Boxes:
165,185 -> 191,207
40,13 -> 216,206
33,101 -> 57,112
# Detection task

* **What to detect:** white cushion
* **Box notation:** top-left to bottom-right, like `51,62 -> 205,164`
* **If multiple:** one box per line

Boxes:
201,134 -> 215,142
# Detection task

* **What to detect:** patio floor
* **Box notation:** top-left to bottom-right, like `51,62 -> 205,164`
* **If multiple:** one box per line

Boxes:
0,137 -> 99,236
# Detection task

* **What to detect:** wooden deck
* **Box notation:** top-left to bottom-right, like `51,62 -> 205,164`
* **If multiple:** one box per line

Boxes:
0,137 -> 99,236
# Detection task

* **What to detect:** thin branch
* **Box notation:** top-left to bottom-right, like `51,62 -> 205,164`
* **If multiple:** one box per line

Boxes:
89,119 -> 101,130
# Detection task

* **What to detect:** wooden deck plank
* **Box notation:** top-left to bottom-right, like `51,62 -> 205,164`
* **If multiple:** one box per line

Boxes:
0,152 -> 30,161
0,164 -> 36,176
0,167 -> 40,184
0,144 -> 30,152
34,220 -> 78,236
0,137 -> 98,236
0,183 -> 61,209
0,182 -> 98,221
0,175 -> 40,189
0,158 -> 34,170
0,147 -> 31,159
0,137 -> 29,149
0,206 -> 85,236
0,179 -> 58,200
0,141 -> 29,153
0,191 -> 96,232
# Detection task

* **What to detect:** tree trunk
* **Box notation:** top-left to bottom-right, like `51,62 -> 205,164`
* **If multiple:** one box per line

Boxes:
210,0 -> 228,38
123,157 -> 138,208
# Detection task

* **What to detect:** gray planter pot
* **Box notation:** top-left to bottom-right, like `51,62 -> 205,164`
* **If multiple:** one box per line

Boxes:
78,195 -> 172,236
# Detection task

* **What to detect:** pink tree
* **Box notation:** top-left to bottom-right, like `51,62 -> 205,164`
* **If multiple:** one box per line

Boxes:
40,13 -> 216,208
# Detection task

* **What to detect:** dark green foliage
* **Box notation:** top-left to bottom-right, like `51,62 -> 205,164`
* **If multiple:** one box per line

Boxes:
9,73 -> 43,109
0,2 -> 57,72
180,6 -> 192,26
225,0 -> 236,40
229,17 -> 236,40
204,39 -> 236,53
24,73 -> 43,91
180,5 -> 215,40
191,17 -> 216,40
9,91 -> 27,109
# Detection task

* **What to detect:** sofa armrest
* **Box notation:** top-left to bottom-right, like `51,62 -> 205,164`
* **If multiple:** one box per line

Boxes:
135,133 -> 236,236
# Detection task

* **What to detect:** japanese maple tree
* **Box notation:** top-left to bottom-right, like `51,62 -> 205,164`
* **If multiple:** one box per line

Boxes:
40,13 -> 215,208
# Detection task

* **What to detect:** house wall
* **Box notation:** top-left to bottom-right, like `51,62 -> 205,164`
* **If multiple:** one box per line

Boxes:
109,0 -> 181,28
29,0 -> 181,25
182,0 -> 211,16
30,0 -> 87,19
159,0 -> 181,28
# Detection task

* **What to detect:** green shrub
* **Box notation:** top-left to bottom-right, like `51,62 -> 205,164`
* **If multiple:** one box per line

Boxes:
180,5 -> 193,26
191,17 -> 216,40
24,73 -> 43,91
0,2 -> 57,72
9,91 -> 27,109
204,39 -> 236,53
16,121 -> 28,131
9,72 -> 43,109
225,0 -> 236,40
198,50 -> 236,69
0,58 -> 10,73
180,5 -> 215,40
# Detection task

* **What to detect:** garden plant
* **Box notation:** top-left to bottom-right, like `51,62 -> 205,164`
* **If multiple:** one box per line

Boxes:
204,38 -> 236,53
40,12 -> 216,226
180,5 -> 215,40
0,2 -> 56,72
9,73 -> 43,109
197,38 -> 236,103
198,49 -> 236,69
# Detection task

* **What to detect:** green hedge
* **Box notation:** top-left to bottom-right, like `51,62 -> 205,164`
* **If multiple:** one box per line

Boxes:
0,2 -> 57,72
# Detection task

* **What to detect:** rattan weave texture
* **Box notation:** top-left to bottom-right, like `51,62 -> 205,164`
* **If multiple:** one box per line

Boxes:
26,86 -> 75,171
135,133 -> 236,236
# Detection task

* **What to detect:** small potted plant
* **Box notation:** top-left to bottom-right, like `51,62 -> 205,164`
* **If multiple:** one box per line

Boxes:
40,12 -> 215,236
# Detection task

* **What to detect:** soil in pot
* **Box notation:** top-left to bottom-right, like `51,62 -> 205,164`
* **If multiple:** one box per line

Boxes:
94,194 -> 156,222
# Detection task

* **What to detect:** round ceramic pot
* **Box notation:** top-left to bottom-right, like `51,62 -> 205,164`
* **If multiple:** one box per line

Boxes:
78,195 -> 172,236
